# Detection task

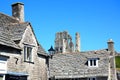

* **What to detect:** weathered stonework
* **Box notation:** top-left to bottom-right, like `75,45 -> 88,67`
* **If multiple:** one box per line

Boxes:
12,2 -> 24,22
0,23 -> 47,80
75,32 -> 80,52
0,2 -> 47,80
48,32 -> 118,80
48,50 -> 110,80
107,39 -> 117,80
0,2 -> 118,80
54,31 -> 80,53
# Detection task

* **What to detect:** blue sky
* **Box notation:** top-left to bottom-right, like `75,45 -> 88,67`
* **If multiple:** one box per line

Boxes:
0,0 -> 120,52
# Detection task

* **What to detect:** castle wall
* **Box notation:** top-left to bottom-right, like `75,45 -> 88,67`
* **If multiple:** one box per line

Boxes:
54,31 -> 75,53
75,32 -> 80,52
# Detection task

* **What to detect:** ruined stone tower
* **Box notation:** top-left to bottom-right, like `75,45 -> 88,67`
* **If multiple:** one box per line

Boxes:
12,2 -> 24,22
54,31 -> 80,53
75,32 -> 80,52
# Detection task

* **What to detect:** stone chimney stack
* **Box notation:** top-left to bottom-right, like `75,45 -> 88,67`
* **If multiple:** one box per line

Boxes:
12,2 -> 24,22
107,39 -> 114,52
107,39 -> 117,80
75,32 -> 80,52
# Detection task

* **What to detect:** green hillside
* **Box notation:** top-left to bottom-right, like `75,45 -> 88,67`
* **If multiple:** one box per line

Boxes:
115,56 -> 120,69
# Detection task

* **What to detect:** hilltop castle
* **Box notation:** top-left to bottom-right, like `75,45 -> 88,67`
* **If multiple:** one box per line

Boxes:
54,31 -> 80,53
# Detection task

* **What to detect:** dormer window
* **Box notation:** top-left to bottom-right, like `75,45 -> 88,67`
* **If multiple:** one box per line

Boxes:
24,45 -> 33,62
88,77 -> 96,80
87,58 -> 99,67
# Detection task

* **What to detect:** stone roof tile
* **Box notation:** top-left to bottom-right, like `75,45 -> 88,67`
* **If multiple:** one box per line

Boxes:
5,22 -> 29,41
0,12 -> 46,55
37,44 -> 48,57
0,13 -> 19,25
49,50 -> 109,79
0,32 -> 20,49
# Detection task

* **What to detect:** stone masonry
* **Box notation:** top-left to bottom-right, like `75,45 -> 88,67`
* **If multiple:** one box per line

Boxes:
12,2 -> 24,22
75,32 -> 80,52
0,2 -> 48,80
54,31 -> 80,53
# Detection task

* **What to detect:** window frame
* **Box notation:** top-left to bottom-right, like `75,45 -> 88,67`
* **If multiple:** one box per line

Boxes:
0,56 -> 8,74
88,58 -> 98,67
24,44 -> 34,63
88,77 -> 97,80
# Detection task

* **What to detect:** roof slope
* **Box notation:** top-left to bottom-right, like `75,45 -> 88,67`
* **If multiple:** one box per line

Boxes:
49,50 -> 110,79
0,12 -> 46,55
0,13 -> 19,24
5,22 -> 29,41
0,13 -> 28,49
37,44 -> 47,56
0,32 -> 20,49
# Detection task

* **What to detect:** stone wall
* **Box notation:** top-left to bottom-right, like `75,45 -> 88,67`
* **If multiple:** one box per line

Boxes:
0,24 -> 47,80
54,31 -> 79,53
19,24 -> 47,80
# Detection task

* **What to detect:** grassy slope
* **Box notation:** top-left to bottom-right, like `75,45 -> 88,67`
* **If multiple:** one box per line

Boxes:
115,56 -> 120,71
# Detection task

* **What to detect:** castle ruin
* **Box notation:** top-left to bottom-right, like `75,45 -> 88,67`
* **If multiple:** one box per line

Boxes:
54,31 -> 80,53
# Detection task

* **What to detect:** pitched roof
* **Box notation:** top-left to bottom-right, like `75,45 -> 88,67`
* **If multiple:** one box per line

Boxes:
37,44 -> 48,57
5,22 -> 29,41
48,46 -> 55,51
0,12 -> 30,39
0,13 -> 19,24
0,12 -> 45,52
0,32 -> 20,49
49,50 -> 110,79
0,12 -> 25,49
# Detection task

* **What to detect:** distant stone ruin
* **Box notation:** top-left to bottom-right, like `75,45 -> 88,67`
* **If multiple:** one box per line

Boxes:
54,31 -> 80,53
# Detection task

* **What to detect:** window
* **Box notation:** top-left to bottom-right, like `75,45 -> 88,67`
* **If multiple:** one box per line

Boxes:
0,75 -> 3,80
55,48 -> 58,53
0,57 -> 7,74
60,47 -> 62,53
88,58 -> 98,67
88,77 -> 96,80
24,46 -> 33,62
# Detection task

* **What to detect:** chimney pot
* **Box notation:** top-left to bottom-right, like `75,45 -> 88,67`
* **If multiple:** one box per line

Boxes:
107,39 -> 114,52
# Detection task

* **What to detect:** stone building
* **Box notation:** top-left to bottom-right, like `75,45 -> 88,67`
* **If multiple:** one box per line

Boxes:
48,31 -> 118,80
0,2 -> 48,80
54,31 -> 80,53
0,2 -> 118,80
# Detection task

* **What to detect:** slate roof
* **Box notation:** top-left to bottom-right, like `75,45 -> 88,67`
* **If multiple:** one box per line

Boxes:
37,44 -> 48,57
0,13 -> 28,49
0,12 -> 46,55
4,22 -> 29,41
49,50 -> 110,79
0,13 -> 19,24
0,32 -> 20,49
